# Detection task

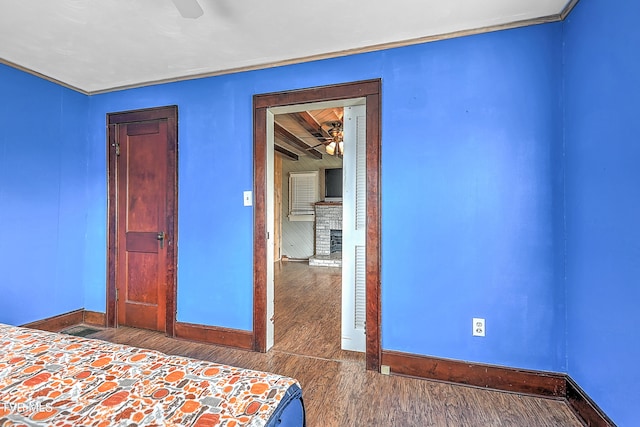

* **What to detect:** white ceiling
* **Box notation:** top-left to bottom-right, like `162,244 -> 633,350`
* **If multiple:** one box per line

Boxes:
0,0 -> 572,94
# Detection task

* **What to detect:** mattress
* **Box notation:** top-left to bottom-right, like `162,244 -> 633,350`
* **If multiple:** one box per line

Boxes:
0,323 -> 304,427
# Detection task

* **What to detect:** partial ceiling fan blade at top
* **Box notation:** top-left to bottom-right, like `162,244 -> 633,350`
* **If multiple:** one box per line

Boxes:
171,0 -> 204,19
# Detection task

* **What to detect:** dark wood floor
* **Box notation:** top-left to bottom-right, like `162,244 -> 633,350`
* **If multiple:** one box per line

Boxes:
273,261 -> 364,363
89,261 -> 583,426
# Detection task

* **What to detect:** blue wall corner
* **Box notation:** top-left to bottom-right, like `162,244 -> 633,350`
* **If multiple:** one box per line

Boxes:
563,0 -> 640,425
0,64 -> 88,325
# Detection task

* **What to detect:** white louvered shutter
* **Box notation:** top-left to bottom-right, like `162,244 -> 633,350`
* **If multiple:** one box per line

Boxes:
341,105 -> 367,352
288,171 -> 319,219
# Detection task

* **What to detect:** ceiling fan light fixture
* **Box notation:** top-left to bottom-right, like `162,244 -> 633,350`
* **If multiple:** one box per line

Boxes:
326,141 -> 336,156
323,121 -> 344,156
327,122 -> 343,141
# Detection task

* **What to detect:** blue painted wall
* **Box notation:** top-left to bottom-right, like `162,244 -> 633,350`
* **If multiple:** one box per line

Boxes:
4,8 -> 636,420
380,26 -> 565,371
564,0 -> 640,424
0,64 -> 88,325
83,23 -> 565,372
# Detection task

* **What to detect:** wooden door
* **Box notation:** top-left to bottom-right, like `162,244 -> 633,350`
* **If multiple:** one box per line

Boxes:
107,106 -> 178,334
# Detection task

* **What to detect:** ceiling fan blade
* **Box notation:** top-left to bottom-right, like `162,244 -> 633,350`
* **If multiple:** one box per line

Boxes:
172,0 -> 204,19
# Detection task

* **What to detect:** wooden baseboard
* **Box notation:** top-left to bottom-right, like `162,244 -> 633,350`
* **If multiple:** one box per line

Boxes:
20,311 -> 252,351
175,321 -> 253,350
83,310 -> 106,327
382,350 -> 566,397
21,309 -> 84,332
381,350 -> 614,426
566,376 -> 616,427
20,311 -> 253,351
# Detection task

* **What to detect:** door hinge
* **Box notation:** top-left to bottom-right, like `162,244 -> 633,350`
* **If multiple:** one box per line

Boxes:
115,288 -> 119,302
111,142 -> 120,156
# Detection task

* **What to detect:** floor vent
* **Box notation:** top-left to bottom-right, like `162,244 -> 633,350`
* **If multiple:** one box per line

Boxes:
62,325 -> 103,338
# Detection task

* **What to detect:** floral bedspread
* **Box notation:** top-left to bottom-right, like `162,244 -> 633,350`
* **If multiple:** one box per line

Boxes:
0,323 -> 299,426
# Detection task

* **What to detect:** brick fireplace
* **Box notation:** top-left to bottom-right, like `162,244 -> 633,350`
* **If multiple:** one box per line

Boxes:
309,202 -> 342,267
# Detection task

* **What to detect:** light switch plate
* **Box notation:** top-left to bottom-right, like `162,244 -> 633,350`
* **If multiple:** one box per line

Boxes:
243,191 -> 252,206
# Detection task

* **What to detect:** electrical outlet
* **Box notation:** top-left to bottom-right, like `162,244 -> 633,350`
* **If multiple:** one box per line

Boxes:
473,318 -> 485,337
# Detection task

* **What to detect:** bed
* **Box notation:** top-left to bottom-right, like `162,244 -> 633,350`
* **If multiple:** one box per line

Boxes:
0,323 -> 305,426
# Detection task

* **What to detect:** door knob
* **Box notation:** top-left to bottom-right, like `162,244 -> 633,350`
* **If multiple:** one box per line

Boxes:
157,232 -> 166,249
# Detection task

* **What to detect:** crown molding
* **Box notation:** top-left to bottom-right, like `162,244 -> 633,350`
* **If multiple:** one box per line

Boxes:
3,7 -> 580,96
0,58 -> 89,95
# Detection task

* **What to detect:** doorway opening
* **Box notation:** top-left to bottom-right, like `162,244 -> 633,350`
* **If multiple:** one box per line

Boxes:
253,80 -> 381,371
271,105 -> 347,362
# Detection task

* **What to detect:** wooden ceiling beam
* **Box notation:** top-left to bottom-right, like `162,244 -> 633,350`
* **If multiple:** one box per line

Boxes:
288,111 -> 332,142
274,123 -> 323,160
274,144 -> 299,161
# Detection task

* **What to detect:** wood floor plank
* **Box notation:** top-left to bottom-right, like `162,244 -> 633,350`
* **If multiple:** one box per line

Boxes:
88,261 -> 583,426
273,261 -> 364,363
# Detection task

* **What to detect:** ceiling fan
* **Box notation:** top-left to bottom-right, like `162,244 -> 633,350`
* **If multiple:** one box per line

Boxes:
171,0 -> 204,19
307,121 -> 344,156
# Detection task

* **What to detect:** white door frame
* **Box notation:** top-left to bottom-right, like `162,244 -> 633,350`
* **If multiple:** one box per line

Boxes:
265,99 -> 365,351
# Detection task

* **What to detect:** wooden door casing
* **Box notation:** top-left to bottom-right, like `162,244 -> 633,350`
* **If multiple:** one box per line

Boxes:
253,80 -> 381,371
107,106 -> 178,335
